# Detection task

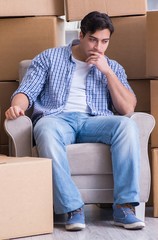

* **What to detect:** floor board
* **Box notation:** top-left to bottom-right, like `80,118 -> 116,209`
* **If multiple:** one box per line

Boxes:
13,205 -> 158,240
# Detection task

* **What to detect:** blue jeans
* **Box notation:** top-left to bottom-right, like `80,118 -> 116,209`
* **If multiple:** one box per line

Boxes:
34,112 -> 140,214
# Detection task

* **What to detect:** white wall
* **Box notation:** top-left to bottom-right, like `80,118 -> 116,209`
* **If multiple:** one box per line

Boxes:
148,0 -> 158,10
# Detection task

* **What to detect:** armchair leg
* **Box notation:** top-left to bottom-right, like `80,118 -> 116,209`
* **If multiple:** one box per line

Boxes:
135,202 -> 145,222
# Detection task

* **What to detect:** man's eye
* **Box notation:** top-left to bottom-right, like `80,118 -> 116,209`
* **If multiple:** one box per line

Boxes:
90,38 -> 96,42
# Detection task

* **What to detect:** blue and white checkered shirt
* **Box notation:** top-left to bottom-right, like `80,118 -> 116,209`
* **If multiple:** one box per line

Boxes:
13,40 -> 133,125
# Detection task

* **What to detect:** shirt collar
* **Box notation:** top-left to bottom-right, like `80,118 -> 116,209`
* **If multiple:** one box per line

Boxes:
66,39 -> 80,61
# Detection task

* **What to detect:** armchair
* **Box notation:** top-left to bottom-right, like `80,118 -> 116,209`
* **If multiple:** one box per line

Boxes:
4,60 -> 156,222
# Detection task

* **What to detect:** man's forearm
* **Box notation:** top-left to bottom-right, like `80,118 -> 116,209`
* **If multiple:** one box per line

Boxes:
5,93 -> 30,119
11,93 -> 29,111
106,71 -> 137,115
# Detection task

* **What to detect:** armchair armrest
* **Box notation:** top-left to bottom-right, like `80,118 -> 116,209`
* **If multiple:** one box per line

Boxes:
4,116 -> 33,157
128,112 -> 155,202
128,112 -> 155,143
4,113 -> 155,159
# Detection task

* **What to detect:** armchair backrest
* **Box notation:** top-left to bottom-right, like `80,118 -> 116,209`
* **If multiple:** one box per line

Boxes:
19,60 -> 32,83
19,60 -> 33,118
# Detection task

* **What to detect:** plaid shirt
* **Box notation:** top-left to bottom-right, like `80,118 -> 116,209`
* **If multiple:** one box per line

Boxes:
13,40 -> 133,125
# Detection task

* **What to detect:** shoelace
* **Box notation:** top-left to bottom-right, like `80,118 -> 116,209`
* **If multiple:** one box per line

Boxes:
116,204 -> 135,214
68,208 -> 82,219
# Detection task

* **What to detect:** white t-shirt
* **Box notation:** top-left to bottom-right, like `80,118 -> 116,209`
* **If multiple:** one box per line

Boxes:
64,57 -> 91,113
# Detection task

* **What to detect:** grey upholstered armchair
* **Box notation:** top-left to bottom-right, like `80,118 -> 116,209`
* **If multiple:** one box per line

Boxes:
4,60 -> 155,222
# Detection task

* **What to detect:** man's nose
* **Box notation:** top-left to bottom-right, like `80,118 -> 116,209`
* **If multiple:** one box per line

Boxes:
94,41 -> 102,51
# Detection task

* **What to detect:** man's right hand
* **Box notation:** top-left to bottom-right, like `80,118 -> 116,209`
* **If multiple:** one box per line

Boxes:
5,106 -> 25,120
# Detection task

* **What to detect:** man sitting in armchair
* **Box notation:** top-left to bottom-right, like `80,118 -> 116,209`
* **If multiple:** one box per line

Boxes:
5,11 -> 145,231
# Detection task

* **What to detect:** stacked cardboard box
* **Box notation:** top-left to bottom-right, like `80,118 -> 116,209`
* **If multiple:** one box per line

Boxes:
146,11 -> 158,78
150,80 -> 158,147
0,0 -> 65,155
0,17 -> 65,81
151,148 -> 158,217
0,0 -> 64,16
147,11 -> 158,216
65,0 -> 147,21
150,80 -> 158,216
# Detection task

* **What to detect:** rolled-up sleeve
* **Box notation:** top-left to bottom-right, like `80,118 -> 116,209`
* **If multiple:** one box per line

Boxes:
12,49 -> 50,108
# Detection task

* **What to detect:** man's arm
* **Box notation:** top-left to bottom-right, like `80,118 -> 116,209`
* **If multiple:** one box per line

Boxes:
86,52 -> 136,115
105,69 -> 137,115
5,93 -> 29,120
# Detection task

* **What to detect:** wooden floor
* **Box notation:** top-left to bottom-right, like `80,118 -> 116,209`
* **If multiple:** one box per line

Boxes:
14,205 -> 158,240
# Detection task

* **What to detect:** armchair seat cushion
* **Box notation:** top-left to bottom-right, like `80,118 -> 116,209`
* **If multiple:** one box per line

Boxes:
67,143 -> 112,175
33,143 -> 112,175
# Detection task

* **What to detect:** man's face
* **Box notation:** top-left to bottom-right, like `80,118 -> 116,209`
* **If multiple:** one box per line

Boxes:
79,29 -> 111,59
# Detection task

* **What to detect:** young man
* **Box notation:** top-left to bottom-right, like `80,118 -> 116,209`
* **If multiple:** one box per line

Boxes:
5,11 -> 145,231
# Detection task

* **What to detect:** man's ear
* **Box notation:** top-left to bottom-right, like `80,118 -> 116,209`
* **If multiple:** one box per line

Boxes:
80,31 -> 84,39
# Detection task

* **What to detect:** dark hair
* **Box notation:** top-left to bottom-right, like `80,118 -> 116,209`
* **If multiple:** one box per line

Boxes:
80,11 -> 114,37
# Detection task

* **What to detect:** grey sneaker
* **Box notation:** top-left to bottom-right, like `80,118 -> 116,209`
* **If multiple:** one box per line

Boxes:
113,204 -> 145,230
65,207 -> 85,231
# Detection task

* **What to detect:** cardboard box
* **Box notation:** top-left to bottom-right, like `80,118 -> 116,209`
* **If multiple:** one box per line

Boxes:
0,145 -> 9,155
129,79 -> 150,112
0,16 -> 65,80
146,11 -> 158,78
151,148 -> 158,217
106,0 -> 147,17
147,143 -> 152,206
0,82 -> 19,145
0,0 -> 64,17
65,0 -> 106,21
150,80 -> 158,147
106,15 -> 146,79
65,0 -> 147,21
0,156 -> 53,239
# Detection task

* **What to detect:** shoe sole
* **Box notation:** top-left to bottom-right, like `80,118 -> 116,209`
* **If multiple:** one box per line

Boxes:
65,223 -> 86,231
114,221 -> 145,230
